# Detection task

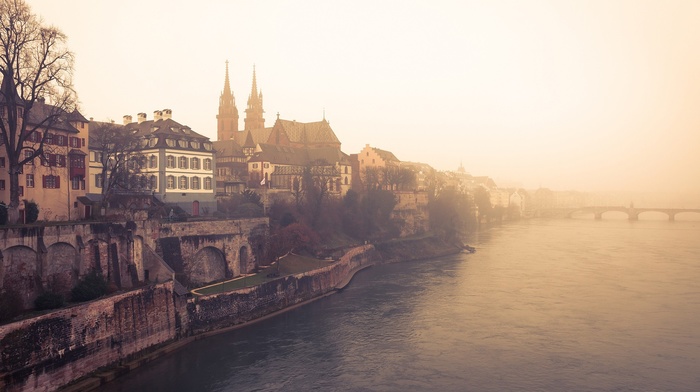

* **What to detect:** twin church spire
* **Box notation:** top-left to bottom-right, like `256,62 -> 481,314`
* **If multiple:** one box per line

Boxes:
217,61 -> 265,142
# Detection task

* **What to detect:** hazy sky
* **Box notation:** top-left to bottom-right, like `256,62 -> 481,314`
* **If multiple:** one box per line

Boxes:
28,0 -> 700,193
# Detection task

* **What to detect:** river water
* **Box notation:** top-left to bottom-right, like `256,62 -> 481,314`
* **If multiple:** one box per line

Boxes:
102,218 -> 700,391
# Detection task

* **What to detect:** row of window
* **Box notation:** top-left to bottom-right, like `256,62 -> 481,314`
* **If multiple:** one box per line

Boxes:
0,175 -> 85,191
93,174 -> 213,191
89,153 -> 212,171
0,153 -> 85,168
165,156 -> 212,170
24,131 -> 84,148
165,175 -> 213,190
250,162 -> 350,174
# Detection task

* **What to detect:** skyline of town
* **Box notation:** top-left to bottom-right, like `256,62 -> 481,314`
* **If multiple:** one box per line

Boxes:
27,0 -> 700,194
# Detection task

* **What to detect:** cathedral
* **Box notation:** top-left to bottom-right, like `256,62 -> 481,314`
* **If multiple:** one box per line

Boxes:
214,61 -> 350,195
216,61 -> 265,143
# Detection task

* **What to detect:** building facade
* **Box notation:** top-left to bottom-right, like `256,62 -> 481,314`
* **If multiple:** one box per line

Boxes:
0,100 -> 89,222
88,110 -> 216,216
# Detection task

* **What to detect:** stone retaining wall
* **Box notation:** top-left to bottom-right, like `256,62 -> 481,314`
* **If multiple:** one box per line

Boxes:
0,282 -> 176,392
187,245 -> 380,334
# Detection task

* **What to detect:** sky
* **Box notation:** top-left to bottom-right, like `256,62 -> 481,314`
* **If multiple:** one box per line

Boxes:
27,0 -> 700,194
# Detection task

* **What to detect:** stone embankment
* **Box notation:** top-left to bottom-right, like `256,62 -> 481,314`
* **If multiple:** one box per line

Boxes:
0,236 -> 464,392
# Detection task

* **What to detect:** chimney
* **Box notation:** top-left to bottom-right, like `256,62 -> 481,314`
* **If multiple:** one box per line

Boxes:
154,110 -> 163,121
162,108 -> 172,120
123,115 -> 132,125
137,112 -> 147,123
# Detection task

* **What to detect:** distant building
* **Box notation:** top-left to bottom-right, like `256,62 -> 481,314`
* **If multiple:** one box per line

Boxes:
247,144 -> 352,197
215,62 -> 347,197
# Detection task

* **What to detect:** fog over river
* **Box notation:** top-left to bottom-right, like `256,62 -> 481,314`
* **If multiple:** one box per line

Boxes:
103,218 -> 700,392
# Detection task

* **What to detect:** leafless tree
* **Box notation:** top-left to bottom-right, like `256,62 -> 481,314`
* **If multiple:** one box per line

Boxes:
0,0 -> 75,222
90,122 -> 148,213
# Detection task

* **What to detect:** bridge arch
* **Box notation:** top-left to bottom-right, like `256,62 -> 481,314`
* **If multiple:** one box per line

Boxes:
189,246 -> 227,286
673,211 -> 700,221
1,245 -> 40,310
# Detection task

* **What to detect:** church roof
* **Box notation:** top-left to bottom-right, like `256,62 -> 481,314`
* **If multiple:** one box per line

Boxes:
213,139 -> 246,158
249,144 -> 349,166
275,119 -> 340,146
241,127 -> 273,145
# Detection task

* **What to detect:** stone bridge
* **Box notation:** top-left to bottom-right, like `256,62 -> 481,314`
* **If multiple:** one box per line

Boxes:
535,206 -> 700,221
0,218 -> 269,310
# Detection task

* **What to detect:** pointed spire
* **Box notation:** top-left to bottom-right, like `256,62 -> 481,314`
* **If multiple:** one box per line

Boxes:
244,64 -> 265,131
249,64 -> 258,101
217,60 -> 239,141
223,60 -> 232,97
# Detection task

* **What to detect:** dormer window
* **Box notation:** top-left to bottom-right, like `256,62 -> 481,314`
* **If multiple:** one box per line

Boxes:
190,141 -> 200,149
203,143 -> 212,151
149,138 -> 157,147
166,139 -> 176,147
178,140 -> 187,148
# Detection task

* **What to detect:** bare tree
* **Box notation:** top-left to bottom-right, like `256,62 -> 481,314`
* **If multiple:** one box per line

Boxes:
90,122 -> 147,213
0,0 -> 75,222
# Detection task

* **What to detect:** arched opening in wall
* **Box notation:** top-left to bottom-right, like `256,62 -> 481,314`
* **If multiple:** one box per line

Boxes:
45,242 -> 79,297
239,246 -> 249,275
189,247 -> 226,286
192,200 -> 200,216
3,246 -> 40,310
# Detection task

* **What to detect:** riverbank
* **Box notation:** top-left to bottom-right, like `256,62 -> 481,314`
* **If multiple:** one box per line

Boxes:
56,235 -> 462,392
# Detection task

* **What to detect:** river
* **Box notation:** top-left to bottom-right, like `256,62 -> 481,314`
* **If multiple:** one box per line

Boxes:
102,217 -> 700,391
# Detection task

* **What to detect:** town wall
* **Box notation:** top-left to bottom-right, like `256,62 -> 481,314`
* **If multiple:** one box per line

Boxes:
0,281 -> 176,392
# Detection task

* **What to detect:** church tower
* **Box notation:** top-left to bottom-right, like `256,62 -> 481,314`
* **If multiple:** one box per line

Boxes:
244,65 -> 265,131
217,60 -> 239,141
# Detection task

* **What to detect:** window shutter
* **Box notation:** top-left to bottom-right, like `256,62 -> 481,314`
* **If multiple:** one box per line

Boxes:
56,176 -> 60,188
42,175 -> 46,188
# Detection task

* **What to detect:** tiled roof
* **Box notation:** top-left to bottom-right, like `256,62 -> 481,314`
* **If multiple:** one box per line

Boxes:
27,102 -> 85,133
241,127 -> 273,145
372,147 -> 399,163
249,144 -> 350,167
276,119 -> 340,145
213,140 -> 245,157
124,118 -> 209,140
